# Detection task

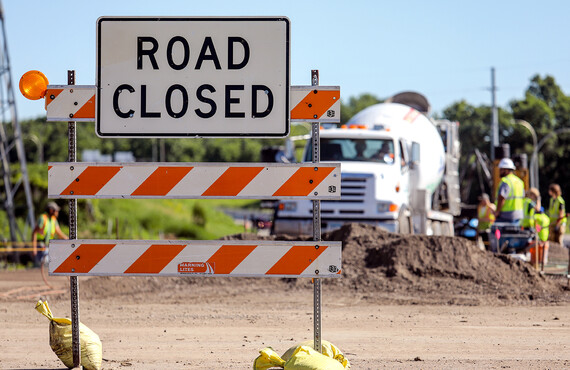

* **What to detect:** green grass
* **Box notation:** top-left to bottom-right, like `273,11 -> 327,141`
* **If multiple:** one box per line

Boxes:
76,198 -> 252,240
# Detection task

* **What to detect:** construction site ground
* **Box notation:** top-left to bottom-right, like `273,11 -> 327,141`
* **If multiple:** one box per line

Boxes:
1,224 -> 569,369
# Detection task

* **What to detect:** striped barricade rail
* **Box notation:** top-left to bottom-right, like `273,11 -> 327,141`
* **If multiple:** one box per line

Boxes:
49,240 -> 342,278
45,85 -> 341,123
48,162 -> 341,199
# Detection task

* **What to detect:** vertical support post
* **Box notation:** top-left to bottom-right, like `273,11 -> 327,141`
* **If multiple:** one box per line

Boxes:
534,229 -> 539,271
67,70 -> 81,368
490,67 -> 498,162
311,69 -> 322,354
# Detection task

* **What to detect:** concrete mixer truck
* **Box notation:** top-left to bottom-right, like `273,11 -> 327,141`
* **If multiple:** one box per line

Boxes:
272,92 -> 461,236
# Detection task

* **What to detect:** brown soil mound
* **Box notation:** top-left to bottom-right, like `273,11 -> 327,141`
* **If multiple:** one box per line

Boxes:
322,224 -> 568,305
73,223 -> 568,306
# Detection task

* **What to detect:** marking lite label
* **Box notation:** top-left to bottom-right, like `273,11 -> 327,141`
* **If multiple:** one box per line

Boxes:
97,17 -> 290,137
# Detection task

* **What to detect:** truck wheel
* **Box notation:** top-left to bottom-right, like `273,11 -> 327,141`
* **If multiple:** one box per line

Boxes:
398,209 -> 413,234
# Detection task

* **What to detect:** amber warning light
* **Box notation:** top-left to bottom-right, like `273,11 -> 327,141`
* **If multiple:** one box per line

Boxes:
19,70 -> 48,100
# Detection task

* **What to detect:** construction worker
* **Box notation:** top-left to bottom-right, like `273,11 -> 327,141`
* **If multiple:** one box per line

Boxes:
493,158 -> 525,224
547,183 -> 567,245
477,193 -> 496,233
521,188 -> 541,230
476,193 -> 495,250
529,210 -> 550,266
31,201 -> 68,266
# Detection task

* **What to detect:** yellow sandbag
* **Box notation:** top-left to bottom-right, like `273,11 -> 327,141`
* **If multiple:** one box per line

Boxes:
253,347 -> 286,370
253,340 -> 350,370
35,300 -> 102,370
285,345 -> 346,370
282,340 -> 350,368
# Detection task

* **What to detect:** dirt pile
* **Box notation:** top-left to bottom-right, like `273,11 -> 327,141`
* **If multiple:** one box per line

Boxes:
75,223 -> 568,306
321,224 -> 568,305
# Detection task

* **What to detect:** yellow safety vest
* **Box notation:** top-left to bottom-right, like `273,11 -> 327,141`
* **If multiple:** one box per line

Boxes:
521,198 -> 536,228
477,204 -> 495,231
548,196 -> 567,225
534,213 -> 550,242
496,174 -> 524,212
37,214 -> 57,243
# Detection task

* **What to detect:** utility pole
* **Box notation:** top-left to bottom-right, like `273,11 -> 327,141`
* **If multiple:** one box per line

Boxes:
490,67 -> 499,161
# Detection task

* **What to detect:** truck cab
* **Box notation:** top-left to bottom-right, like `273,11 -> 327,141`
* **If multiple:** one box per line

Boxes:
273,126 -> 413,234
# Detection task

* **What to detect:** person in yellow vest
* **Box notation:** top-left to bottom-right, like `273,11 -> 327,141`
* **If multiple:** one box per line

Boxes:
529,210 -> 550,266
521,188 -> 541,230
477,193 -> 496,232
476,193 -> 496,250
493,158 -> 525,223
32,201 -> 68,266
547,183 -> 567,245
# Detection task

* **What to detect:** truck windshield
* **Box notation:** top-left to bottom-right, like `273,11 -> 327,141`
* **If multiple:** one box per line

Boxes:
307,138 -> 395,164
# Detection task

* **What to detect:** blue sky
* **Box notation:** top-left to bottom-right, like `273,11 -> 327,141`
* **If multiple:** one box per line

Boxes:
5,0 -> 570,120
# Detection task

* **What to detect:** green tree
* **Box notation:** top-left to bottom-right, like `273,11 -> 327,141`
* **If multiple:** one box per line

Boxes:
341,93 -> 382,124
442,100 -> 515,204
510,75 -> 570,202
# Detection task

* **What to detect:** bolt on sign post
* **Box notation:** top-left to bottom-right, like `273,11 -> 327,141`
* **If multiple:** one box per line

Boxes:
20,16 -> 342,361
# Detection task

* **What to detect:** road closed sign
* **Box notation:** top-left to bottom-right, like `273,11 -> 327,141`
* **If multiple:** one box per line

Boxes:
96,17 -> 290,137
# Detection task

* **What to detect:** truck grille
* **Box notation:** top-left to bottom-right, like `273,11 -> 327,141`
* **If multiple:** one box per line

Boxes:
322,173 -> 373,209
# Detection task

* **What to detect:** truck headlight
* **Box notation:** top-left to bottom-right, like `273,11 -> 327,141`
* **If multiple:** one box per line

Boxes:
278,201 -> 297,212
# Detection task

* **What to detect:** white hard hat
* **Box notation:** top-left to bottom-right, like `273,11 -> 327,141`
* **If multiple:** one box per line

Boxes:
498,158 -> 516,170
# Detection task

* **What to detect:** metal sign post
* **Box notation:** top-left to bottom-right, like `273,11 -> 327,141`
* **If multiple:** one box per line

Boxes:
311,69 -> 322,354
67,70 -> 81,368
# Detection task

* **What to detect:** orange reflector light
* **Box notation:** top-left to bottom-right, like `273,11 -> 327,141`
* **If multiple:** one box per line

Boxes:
19,70 -> 48,100
389,203 -> 398,212
395,183 -> 400,193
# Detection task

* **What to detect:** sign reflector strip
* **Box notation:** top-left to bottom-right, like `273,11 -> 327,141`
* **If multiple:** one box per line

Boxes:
290,86 -> 340,122
45,85 -> 96,121
48,162 -> 341,199
49,240 -> 342,278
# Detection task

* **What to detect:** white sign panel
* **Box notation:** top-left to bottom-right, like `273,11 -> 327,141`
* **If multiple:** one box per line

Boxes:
96,17 -> 290,137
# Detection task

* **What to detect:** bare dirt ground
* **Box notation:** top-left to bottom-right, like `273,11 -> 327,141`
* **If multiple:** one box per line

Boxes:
1,224 -> 570,369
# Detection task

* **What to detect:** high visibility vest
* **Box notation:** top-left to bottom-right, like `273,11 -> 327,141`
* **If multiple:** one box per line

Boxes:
496,174 -> 524,213
37,213 -> 57,243
534,213 -> 550,242
548,196 -> 567,225
477,204 -> 495,231
521,198 -> 536,228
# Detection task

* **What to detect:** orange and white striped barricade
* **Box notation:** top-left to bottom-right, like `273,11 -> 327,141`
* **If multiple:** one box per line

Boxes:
49,240 -> 342,278
48,162 -> 341,199
43,85 -> 340,123
45,85 -> 96,122
290,86 -> 340,122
